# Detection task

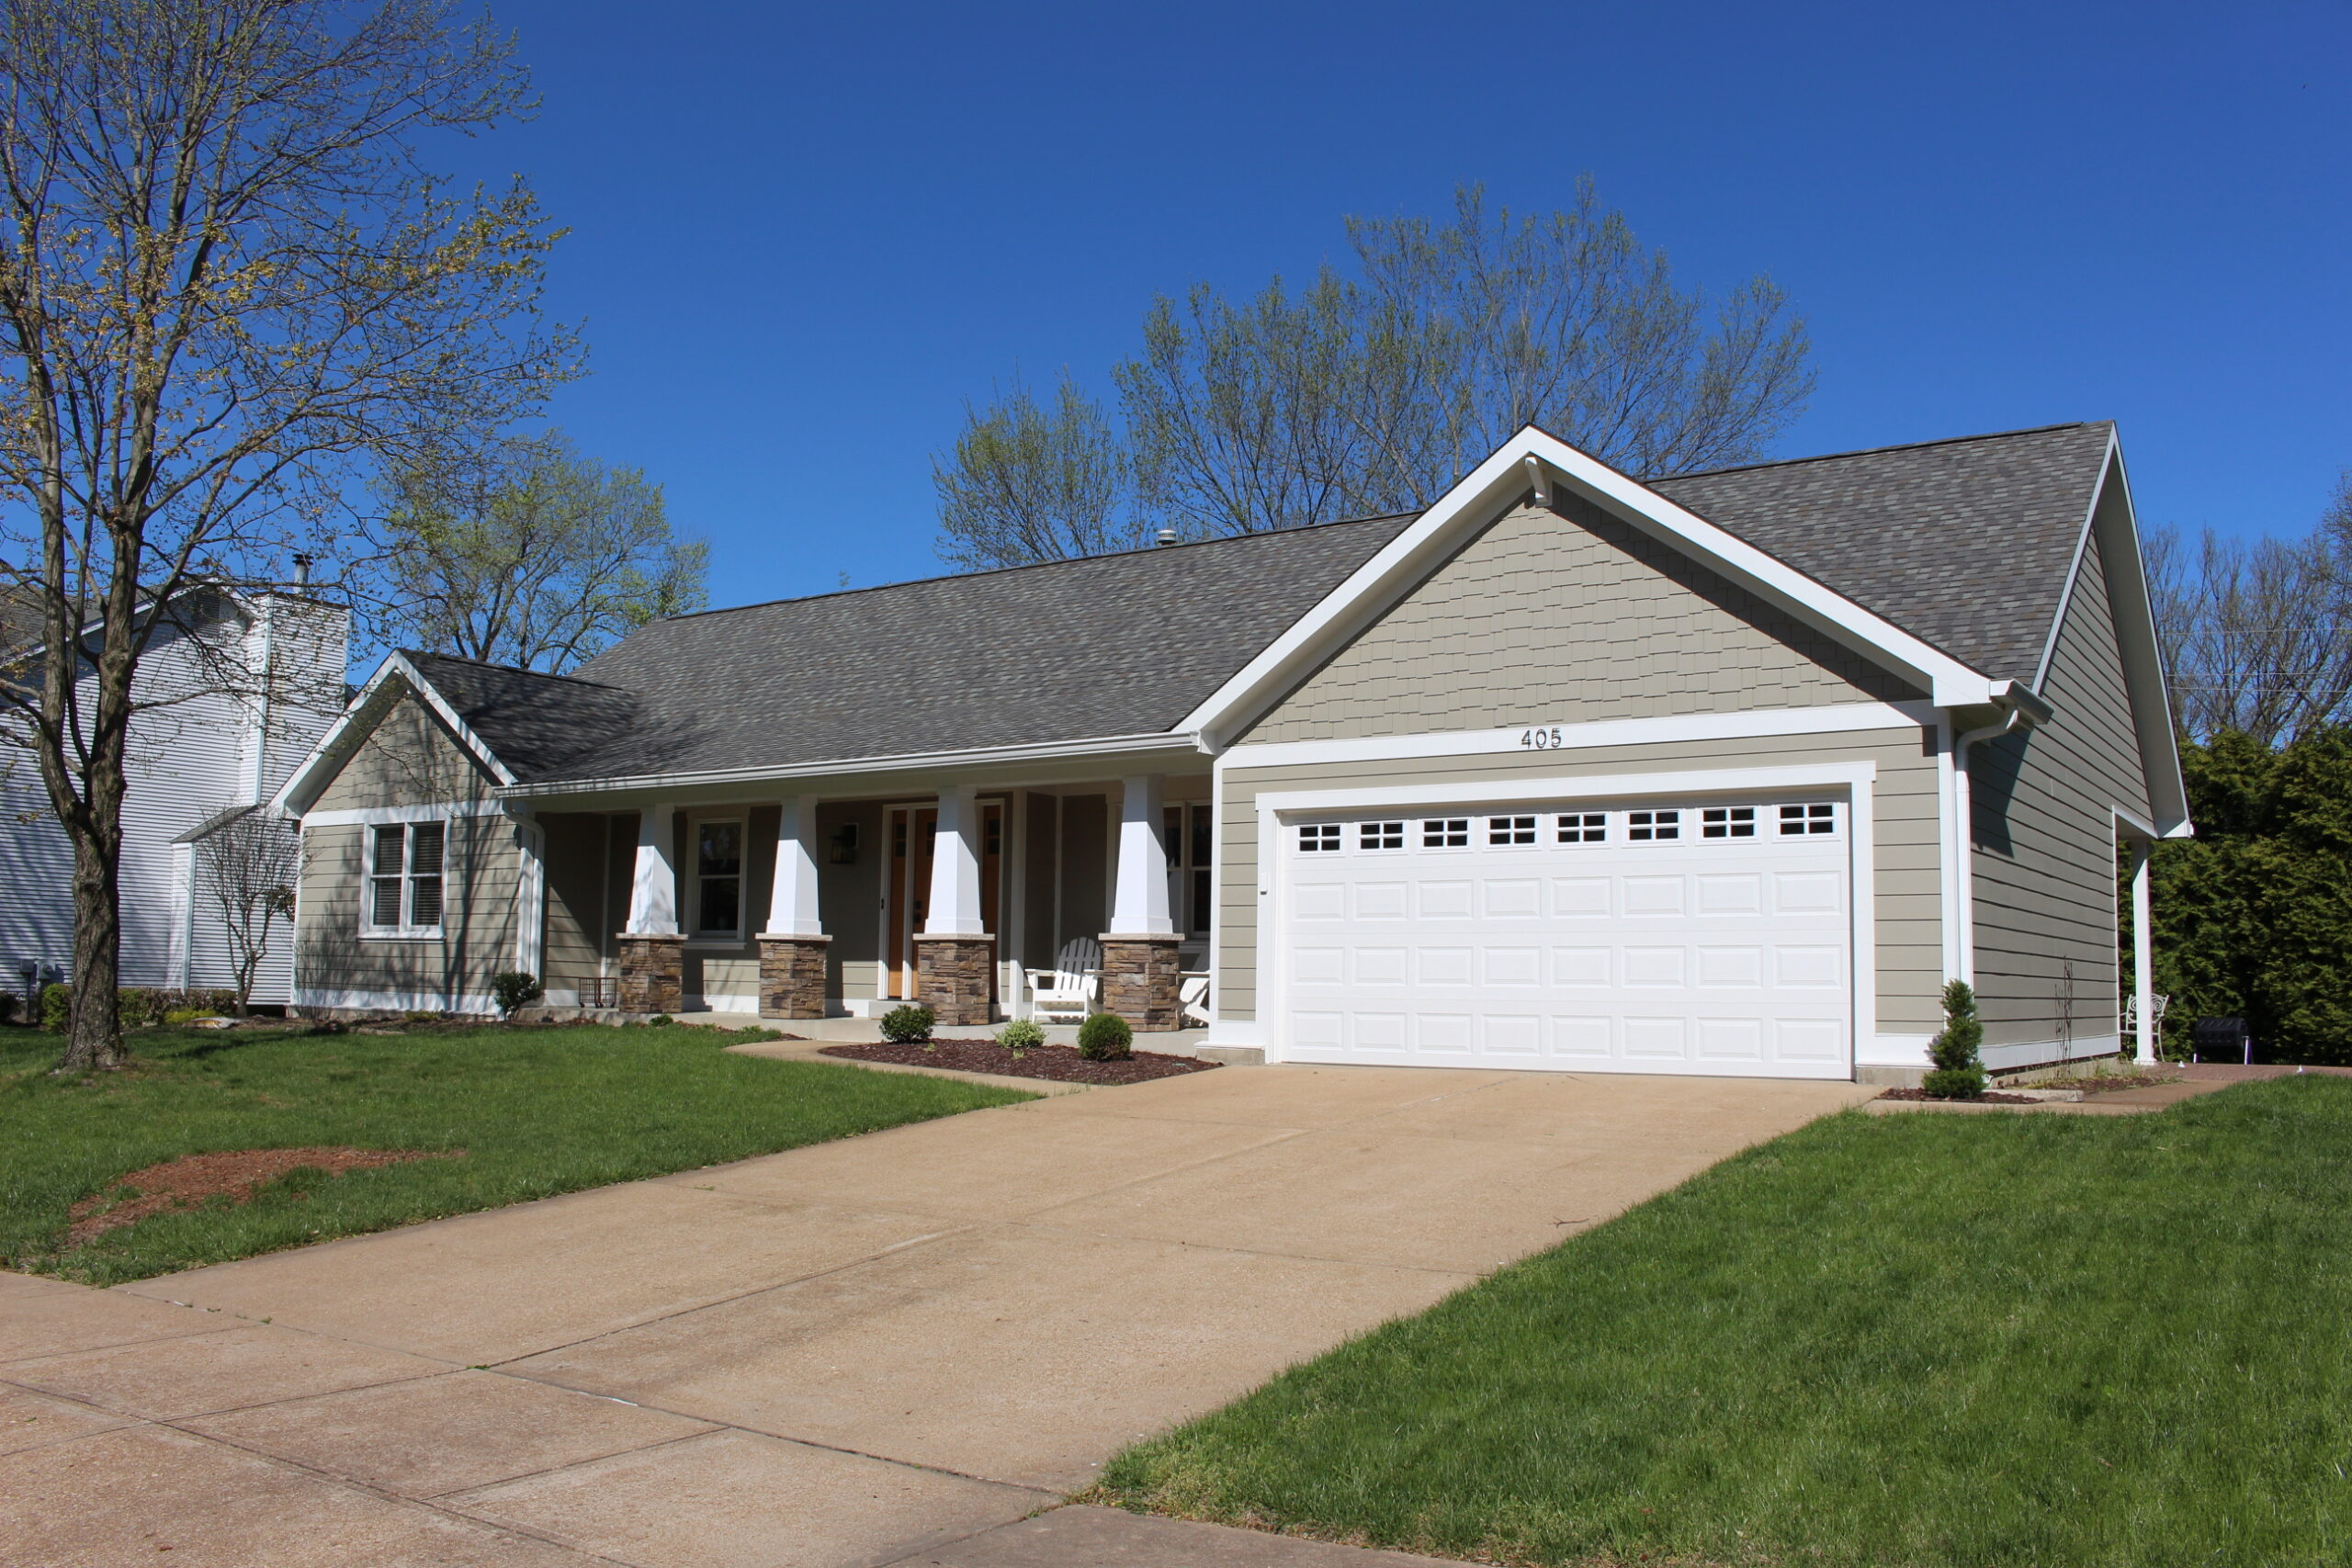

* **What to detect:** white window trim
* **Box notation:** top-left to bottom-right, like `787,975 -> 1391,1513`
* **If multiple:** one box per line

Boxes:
304,799 -> 507,829
1245,761 -> 1880,1073
689,815 -> 748,942
362,818 -> 448,941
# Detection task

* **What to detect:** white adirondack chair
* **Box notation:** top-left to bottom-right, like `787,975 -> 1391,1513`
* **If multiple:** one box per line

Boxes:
1179,972 -> 1212,1027
1023,938 -> 1102,1024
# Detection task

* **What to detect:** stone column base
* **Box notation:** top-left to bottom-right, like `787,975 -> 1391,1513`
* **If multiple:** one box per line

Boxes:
757,933 -> 831,1020
616,933 -> 684,1014
913,932 -> 996,1027
1101,932 -> 1183,1031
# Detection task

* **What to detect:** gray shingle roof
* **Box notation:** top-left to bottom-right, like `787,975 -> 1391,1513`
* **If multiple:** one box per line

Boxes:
399,423 -> 2114,787
399,651 -> 643,783
1650,422 -> 2113,683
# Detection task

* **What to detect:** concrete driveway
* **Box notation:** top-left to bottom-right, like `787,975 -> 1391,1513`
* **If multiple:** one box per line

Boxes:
1,1062 -> 1871,1567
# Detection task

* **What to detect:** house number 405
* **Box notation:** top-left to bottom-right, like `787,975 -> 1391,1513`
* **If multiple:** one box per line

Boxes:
1519,725 -> 1566,750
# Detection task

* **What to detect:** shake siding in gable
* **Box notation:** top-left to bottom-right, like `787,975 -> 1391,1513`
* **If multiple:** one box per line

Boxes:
1242,496 -> 1921,747
311,698 -> 503,813
1216,726 -> 1945,1036
1969,509 -> 2153,1050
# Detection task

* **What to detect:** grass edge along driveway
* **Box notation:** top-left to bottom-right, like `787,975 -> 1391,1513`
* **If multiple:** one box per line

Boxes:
1,1023 -> 1032,1285
1095,1077 -> 2352,1568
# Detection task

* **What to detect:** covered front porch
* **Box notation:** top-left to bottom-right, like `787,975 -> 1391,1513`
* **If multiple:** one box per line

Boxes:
515,757 -> 1215,1032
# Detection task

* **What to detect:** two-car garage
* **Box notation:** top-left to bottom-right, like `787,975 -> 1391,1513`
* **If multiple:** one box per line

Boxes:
1275,794 -> 1857,1079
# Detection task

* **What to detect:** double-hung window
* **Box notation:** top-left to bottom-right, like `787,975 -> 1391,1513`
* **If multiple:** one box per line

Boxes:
695,819 -> 744,937
367,820 -> 445,935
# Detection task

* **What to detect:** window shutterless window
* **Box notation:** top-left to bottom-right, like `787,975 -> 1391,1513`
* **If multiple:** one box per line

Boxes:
1421,818 -> 1469,848
1359,820 -> 1404,850
695,819 -> 743,935
1298,823 -> 1340,852
1557,812 -> 1607,843
367,820 -> 445,933
1627,809 -> 1680,841
1702,806 -> 1757,839
1779,802 -> 1838,835
1488,815 -> 1536,845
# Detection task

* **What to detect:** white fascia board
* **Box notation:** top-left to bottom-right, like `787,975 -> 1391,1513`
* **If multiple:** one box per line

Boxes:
1250,760 -> 1876,818
2085,440 -> 2193,838
493,730 -> 1203,801
1223,700 -> 1938,772
1175,427 -> 1998,747
271,653 -> 517,818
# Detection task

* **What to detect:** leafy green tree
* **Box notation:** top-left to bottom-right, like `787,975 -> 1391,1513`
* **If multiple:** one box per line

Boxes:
375,431 -> 705,672
936,181 -> 1815,566
933,374 -> 1135,570
2153,727 -> 2352,1063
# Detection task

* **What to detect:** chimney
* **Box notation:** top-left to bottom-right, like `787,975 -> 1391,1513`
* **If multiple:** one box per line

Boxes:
291,554 -> 312,590
1155,529 -> 1178,547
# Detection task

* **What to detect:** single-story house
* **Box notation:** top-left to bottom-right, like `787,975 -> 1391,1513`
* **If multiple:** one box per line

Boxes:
271,422 -> 2186,1080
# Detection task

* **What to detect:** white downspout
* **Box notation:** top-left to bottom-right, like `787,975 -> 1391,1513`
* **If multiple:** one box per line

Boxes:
2131,840 -> 2155,1065
1951,705 -> 2030,988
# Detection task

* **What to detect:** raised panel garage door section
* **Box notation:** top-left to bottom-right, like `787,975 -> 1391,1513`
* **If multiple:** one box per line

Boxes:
1280,799 -> 1852,1078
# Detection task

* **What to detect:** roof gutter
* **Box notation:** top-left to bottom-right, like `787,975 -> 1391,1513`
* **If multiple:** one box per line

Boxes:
1949,682 -> 2045,987
493,729 -> 1206,800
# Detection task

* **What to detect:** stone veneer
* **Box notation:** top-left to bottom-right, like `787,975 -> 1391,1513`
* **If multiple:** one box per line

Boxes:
1100,933 -> 1184,1032
757,934 -> 831,1020
913,933 -> 996,1027
616,933 -> 684,1014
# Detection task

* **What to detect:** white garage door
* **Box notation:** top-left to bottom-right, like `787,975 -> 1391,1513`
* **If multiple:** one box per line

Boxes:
1279,797 -> 1852,1078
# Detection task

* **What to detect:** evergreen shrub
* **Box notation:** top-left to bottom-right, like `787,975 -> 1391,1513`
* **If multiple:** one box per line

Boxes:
1922,979 -> 1987,1100
881,1004 -> 934,1043
1077,1011 -> 1134,1061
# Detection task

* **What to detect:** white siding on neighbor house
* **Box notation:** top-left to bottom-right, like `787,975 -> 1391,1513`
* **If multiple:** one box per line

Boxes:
0,594 -> 346,1002
1970,483 -> 2155,1053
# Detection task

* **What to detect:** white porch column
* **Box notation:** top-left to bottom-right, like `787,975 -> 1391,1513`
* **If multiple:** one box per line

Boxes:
1108,774 -> 1175,935
924,784 -> 987,935
2131,838 -> 2155,1066
626,804 -> 680,935
761,795 -> 824,936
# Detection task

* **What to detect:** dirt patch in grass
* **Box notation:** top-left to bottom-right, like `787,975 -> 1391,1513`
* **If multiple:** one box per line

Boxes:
66,1147 -> 454,1247
820,1038 -> 1219,1085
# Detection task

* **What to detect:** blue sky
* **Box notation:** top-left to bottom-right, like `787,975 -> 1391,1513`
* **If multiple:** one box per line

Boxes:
441,0 -> 2351,604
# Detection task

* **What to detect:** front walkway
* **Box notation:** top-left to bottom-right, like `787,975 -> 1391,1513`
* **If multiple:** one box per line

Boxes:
1,1064 -> 1871,1567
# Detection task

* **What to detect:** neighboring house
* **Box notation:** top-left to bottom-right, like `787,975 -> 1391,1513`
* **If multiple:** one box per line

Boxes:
270,423 -> 2186,1081
1,586 -> 350,1004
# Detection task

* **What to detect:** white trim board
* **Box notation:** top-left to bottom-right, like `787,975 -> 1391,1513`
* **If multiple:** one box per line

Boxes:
1224,701 -> 1936,772
494,730 -> 1202,801
1861,1032 -> 2127,1072
1177,426 -> 2009,750
1249,761 -> 1878,817
302,799 -> 511,829
293,986 -> 500,1016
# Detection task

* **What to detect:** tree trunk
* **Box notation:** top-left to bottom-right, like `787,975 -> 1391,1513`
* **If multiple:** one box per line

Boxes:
55,831 -> 126,1072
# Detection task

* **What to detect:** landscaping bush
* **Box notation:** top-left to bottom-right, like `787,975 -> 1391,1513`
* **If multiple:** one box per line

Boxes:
996,1018 -> 1046,1055
1077,1011 -> 1133,1061
881,1004 -> 934,1043
39,984 -> 69,1032
1922,978 -> 1987,1099
0,992 -> 15,1025
162,1008 -> 203,1025
492,971 -> 545,1019
119,988 -> 160,1026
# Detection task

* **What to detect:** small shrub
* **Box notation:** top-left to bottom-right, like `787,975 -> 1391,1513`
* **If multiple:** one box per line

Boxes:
732,1025 -> 784,1043
1077,1011 -> 1134,1061
996,1018 -> 1046,1055
1923,979 -> 1987,1099
649,1013 -> 673,1027
0,991 -> 16,1024
881,1004 -> 934,1043
492,971 -> 545,1019
40,983 -> 70,1032
118,988 -> 160,1026
162,1007 -> 203,1025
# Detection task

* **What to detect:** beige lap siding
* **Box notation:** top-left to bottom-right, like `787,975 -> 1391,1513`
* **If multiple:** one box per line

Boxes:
1245,497 -> 1918,747
1970,509 -> 2154,1051
1216,726 -> 1946,1037
297,817 -> 523,1009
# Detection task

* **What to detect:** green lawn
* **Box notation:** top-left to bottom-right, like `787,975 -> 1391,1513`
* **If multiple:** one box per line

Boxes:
1098,1077 -> 2352,1568
0,1022 -> 1031,1285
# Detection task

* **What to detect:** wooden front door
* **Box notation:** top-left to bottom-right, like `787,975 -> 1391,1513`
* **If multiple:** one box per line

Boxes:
885,802 -> 1001,1000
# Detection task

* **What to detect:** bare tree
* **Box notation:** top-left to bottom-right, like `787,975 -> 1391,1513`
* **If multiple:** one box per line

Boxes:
2149,477 -> 2352,746
935,181 -> 1815,566
197,806 -> 297,1014
373,429 -> 705,671
0,0 -> 576,1070
933,374 -> 1135,570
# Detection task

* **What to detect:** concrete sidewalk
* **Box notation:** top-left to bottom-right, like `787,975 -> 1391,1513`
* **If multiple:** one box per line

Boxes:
3,1063 -> 1871,1566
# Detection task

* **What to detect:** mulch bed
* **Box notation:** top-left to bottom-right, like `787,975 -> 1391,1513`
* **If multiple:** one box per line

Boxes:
2068,1074 -> 2185,1095
1877,1088 -> 2042,1104
820,1038 -> 1219,1085
65,1146 -> 453,1247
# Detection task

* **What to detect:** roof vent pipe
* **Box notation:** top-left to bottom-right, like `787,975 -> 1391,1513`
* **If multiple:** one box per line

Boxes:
1155,529 -> 1178,547
291,553 -> 312,590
